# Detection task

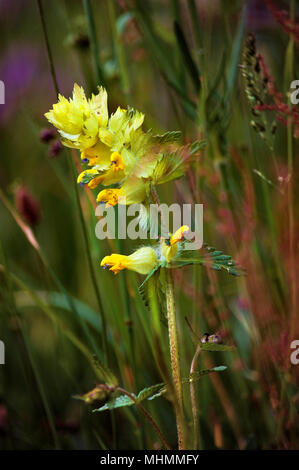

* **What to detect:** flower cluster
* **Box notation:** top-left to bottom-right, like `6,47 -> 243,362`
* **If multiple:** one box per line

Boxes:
45,85 -> 201,276
46,84 -> 194,209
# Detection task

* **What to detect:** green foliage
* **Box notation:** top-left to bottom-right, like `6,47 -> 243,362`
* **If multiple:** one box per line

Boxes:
173,243 -> 244,276
152,130 -> 183,144
94,365 -> 227,412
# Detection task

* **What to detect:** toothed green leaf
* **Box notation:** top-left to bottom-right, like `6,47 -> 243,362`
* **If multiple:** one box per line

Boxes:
152,131 -> 182,144
94,367 -> 227,412
173,243 -> 244,276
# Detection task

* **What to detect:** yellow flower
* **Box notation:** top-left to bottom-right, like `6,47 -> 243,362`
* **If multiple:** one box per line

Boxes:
96,189 -> 121,207
96,177 -> 147,206
100,135 -> 194,208
45,83 -> 108,150
81,141 -> 111,170
99,107 -> 144,151
101,247 -> 158,275
170,225 -> 190,245
77,168 -> 124,190
77,169 -> 99,184
161,225 -> 189,263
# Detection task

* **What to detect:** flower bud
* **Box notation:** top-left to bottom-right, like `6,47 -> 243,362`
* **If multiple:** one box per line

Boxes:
39,127 -> 56,143
49,139 -> 63,158
15,185 -> 41,227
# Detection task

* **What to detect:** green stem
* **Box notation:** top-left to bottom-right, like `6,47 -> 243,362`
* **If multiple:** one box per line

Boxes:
108,0 -> 131,98
190,344 -> 201,449
165,268 -> 186,450
82,0 -> 105,86
36,0 -> 59,97
187,0 -> 202,59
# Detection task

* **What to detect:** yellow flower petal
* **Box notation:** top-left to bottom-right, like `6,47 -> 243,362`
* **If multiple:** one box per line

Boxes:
87,175 -> 105,189
45,83 -> 109,150
101,247 -> 157,275
81,141 -> 111,170
161,243 -> 178,263
96,189 -> 121,207
161,225 -> 190,263
170,225 -> 190,246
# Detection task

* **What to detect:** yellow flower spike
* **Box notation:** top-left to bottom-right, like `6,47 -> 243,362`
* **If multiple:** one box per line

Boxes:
101,247 -> 158,275
96,189 -> 121,207
170,225 -> 190,246
161,225 -> 190,263
110,151 -> 124,172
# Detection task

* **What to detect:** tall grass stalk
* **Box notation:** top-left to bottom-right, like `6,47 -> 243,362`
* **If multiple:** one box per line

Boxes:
190,345 -> 200,449
82,0 -> 105,86
108,0 -> 131,98
165,268 -> 186,450
286,0 -> 296,336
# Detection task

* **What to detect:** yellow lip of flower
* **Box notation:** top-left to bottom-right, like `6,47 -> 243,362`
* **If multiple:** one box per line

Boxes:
101,247 -> 158,275
96,177 -> 147,207
110,151 -> 124,172
96,189 -> 121,207
169,225 -> 190,245
161,225 -> 190,263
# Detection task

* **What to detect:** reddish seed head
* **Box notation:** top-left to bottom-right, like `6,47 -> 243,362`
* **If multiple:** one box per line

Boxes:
15,185 -> 41,227
49,139 -> 63,158
39,127 -> 56,143
0,404 -> 8,434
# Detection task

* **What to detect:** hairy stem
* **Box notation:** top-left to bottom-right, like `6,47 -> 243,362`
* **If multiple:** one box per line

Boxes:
165,268 -> 186,450
190,345 -> 200,449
